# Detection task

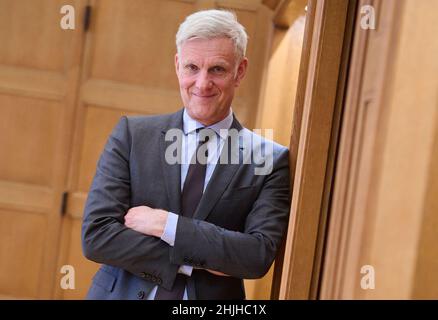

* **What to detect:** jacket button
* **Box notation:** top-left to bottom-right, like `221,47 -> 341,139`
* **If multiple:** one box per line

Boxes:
157,278 -> 163,285
137,291 -> 145,299
140,272 -> 147,278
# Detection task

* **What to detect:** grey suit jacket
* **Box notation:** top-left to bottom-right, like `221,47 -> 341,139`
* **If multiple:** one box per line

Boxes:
82,108 -> 291,300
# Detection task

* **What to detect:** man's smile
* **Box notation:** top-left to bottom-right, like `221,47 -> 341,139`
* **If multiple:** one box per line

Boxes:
192,93 -> 217,98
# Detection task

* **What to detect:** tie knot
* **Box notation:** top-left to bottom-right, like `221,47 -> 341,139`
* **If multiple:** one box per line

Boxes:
197,128 -> 214,145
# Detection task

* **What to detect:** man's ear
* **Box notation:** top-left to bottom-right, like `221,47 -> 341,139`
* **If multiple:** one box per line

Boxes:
235,57 -> 248,87
175,53 -> 180,76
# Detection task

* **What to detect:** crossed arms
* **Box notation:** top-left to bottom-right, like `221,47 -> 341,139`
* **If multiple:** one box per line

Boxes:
82,117 -> 290,290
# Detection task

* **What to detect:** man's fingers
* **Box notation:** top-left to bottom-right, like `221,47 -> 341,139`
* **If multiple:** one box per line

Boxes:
124,212 -> 135,227
206,269 -> 230,277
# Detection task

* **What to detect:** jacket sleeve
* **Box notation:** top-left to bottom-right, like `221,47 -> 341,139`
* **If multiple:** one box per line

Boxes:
170,147 -> 291,279
81,116 -> 179,290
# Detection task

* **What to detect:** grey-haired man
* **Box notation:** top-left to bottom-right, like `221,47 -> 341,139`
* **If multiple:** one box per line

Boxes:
82,9 -> 291,300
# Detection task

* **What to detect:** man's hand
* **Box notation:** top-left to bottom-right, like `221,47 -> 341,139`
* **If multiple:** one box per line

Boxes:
124,205 -> 168,238
205,269 -> 230,277
125,206 -> 230,277
194,266 -> 230,277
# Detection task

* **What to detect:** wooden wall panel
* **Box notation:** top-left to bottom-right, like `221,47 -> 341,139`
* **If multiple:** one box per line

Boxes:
320,0 -> 438,299
413,125 -> 438,298
0,208 -> 46,298
0,94 -> 60,185
0,0 -> 73,71
89,0 -> 192,89
77,106 -> 139,193
276,0 -> 355,299
0,0 -> 87,299
58,218 -> 100,300
254,0 -> 307,299
256,3 -> 306,146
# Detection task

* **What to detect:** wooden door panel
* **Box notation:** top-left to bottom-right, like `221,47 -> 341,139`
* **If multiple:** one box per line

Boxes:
0,0 -> 74,71
89,0 -> 193,89
57,218 -> 100,300
0,181 -> 54,214
0,0 -> 87,298
77,106 -> 140,192
81,79 -> 183,114
0,65 -> 66,100
0,94 -> 60,185
0,208 -> 46,298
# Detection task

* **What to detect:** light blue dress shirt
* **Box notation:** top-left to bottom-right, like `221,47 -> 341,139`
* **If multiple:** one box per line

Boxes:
146,108 -> 234,300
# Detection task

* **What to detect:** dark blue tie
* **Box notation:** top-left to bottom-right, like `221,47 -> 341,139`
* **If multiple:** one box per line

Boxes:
155,130 -> 209,300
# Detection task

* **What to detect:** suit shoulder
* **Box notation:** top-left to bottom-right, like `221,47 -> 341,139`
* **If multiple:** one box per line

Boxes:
123,109 -> 183,133
240,127 -> 289,155
124,114 -> 166,129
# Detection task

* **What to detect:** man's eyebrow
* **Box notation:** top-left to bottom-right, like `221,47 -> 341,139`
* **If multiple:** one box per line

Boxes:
182,60 -> 197,66
181,60 -> 231,67
209,61 -> 229,68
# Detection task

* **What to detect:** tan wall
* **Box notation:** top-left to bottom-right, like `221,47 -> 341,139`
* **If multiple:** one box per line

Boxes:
413,128 -> 438,299
321,0 -> 438,299
251,2 -> 307,298
256,14 -> 306,147
364,0 -> 438,298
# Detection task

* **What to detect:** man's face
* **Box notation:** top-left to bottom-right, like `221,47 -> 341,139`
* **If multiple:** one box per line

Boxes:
175,37 -> 248,126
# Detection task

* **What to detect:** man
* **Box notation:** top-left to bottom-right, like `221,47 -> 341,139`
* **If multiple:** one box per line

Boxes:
82,9 -> 291,300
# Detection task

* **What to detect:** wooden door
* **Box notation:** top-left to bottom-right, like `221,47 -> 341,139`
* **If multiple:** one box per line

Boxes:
0,0 -> 86,299
54,0 -> 271,299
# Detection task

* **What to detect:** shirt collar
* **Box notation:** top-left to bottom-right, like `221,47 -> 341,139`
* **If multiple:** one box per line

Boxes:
183,108 -> 233,140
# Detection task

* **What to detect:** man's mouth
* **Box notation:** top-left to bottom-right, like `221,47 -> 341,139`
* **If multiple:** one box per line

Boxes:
192,93 -> 217,98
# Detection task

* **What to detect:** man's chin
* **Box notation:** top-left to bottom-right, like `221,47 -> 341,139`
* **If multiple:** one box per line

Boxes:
188,106 -> 212,116
186,110 -> 214,124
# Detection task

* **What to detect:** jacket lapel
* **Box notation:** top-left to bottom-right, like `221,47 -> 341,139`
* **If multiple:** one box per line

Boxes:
193,116 -> 243,221
159,109 -> 184,214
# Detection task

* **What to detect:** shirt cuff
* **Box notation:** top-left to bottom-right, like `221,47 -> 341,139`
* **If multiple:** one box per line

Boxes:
178,265 -> 193,276
160,211 -> 178,246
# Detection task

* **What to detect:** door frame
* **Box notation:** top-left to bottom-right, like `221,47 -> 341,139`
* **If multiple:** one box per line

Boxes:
271,0 -> 358,299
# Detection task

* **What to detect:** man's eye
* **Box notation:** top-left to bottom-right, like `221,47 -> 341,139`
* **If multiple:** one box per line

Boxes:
212,66 -> 225,73
186,64 -> 198,72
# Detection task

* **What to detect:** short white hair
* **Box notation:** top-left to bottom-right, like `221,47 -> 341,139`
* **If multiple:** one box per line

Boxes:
176,9 -> 248,60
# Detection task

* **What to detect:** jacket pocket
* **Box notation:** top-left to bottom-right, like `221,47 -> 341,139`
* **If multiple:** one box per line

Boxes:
92,268 -> 117,292
221,185 -> 260,201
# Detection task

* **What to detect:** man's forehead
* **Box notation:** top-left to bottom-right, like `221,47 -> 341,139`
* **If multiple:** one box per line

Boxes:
184,36 -> 234,46
181,37 -> 235,54
180,56 -> 232,66
180,45 -> 235,64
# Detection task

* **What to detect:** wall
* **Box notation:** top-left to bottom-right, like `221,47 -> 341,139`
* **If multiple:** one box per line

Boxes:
321,0 -> 438,299
256,4 -> 306,147
250,2 -> 306,298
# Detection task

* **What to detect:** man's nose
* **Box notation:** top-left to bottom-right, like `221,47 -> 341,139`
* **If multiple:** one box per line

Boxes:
195,70 -> 213,91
